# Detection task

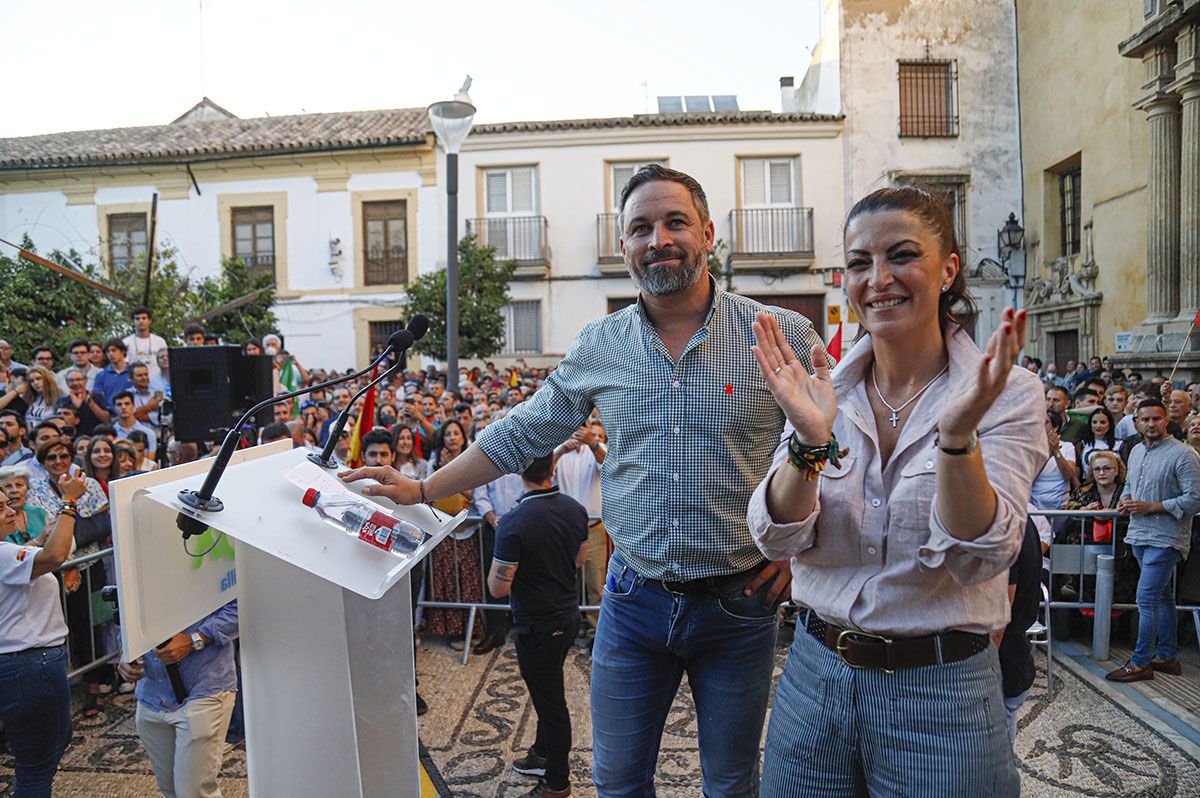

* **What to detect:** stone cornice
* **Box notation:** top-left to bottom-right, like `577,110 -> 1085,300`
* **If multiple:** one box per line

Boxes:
1120,0 -> 1200,59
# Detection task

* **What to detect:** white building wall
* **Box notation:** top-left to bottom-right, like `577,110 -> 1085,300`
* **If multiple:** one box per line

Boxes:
0,164 -> 433,370
799,0 -> 1023,345
454,124 -> 846,361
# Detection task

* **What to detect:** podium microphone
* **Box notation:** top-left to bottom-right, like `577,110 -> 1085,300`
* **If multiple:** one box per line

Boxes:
308,314 -> 427,469
175,318 -> 421,539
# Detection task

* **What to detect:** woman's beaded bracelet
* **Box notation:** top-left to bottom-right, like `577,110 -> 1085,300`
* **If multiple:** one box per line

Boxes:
786,432 -> 849,481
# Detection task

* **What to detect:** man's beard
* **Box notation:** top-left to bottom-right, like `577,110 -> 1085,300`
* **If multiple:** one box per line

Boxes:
627,247 -> 708,297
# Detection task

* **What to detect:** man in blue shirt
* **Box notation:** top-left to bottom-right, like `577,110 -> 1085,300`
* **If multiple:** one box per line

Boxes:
117,601 -> 239,798
93,338 -> 133,411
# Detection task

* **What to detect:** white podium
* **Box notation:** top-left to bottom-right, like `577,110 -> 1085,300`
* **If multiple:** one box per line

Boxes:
110,442 -> 465,797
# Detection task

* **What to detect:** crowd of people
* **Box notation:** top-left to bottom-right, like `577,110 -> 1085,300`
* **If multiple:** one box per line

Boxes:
0,166 -> 1199,798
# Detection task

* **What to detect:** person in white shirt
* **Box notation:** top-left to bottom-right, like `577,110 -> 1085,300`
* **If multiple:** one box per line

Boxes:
554,419 -> 607,633
122,307 -> 168,381
111,391 -> 157,457
1031,409 -> 1078,509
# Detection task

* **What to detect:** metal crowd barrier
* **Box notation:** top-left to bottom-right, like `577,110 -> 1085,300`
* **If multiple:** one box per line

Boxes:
54,546 -> 121,681
55,512 -> 1200,673
1032,509 -> 1200,661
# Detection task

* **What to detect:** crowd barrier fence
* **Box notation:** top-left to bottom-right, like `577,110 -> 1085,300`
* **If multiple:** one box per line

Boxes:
52,511 -> 1200,675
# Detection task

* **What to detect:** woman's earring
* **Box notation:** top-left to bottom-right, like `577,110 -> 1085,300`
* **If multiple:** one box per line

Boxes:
941,285 -> 949,293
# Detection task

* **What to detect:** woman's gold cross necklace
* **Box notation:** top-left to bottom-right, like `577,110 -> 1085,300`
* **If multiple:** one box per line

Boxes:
871,362 -> 949,428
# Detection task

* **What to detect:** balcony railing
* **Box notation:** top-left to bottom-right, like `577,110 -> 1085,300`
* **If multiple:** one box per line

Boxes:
728,207 -> 814,259
597,213 -> 623,265
467,216 -> 548,264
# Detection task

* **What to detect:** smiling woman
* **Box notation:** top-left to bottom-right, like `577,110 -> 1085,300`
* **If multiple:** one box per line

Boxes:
748,185 -> 1048,797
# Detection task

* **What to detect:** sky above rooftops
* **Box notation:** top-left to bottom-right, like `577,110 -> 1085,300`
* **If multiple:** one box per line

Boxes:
0,0 -> 821,139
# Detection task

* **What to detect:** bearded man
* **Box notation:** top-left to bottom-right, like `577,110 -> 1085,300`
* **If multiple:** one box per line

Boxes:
341,165 -> 824,797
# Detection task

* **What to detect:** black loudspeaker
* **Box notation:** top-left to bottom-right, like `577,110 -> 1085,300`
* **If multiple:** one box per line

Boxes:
169,346 -> 274,442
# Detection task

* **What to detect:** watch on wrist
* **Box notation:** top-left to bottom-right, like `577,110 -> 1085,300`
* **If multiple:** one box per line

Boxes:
190,632 -> 206,651
936,430 -> 978,456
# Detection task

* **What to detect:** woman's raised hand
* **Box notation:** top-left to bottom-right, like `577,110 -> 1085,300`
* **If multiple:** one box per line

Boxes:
938,307 -> 1028,437
752,312 -> 838,444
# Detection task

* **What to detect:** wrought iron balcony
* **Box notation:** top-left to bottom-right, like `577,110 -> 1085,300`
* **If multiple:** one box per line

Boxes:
466,216 -> 549,271
728,207 -> 815,266
596,213 -> 628,274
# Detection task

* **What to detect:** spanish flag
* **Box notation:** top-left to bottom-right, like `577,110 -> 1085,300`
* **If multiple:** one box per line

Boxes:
345,367 -> 378,468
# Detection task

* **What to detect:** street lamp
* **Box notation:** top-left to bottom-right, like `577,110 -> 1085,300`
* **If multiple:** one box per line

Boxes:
428,77 -> 476,393
996,212 -> 1025,305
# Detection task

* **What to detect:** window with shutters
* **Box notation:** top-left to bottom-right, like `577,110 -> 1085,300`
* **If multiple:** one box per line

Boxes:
741,158 -> 797,207
108,213 -> 148,269
1058,166 -> 1082,257
897,59 -> 958,137
231,206 -> 275,277
893,174 -> 968,250
500,300 -> 541,354
369,319 -> 406,359
362,200 -> 408,285
610,160 -> 666,210
481,166 -> 542,262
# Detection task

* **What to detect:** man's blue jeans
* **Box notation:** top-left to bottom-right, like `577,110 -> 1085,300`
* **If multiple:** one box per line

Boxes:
590,552 -> 777,797
0,644 -> 72,798
1131,544 -> 1182,667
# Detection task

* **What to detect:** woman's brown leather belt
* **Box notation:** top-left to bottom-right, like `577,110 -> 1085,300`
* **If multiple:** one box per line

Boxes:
802,611 -> 990,673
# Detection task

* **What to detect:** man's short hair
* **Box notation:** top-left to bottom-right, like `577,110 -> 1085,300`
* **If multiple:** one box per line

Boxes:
1074,388 -> 1100,402
182,324 -> 205,339
131,306 -> 151,319
31,346 -> 53,360
521,453 -> 555,485
1046,409 -> 1064,429
126,429 -> 149,447
104,337 -> 127,353
1046,385 -> 1068,399
361,429 -> 392,450
618,164 -> 710,226
91,423 -> 117,438
67,338 -> 89,352
0,409 -> 27,430
129,362 -> 149,375
32,421 -> 60,439
1137,397 -> 1167,413
1104,384 -> 1128,397
261,423 -> 290,442
111,390 -> 134,405
1027,357 -> 1042,370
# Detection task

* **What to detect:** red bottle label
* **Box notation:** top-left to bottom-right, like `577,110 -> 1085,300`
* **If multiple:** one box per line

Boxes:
357,511 -> 396,551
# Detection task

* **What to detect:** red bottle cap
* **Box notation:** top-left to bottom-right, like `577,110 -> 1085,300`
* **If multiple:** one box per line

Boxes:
302,488 -> 320,507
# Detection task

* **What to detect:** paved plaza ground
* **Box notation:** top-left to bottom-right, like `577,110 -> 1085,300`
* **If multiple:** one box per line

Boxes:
3,629 -> 1198,797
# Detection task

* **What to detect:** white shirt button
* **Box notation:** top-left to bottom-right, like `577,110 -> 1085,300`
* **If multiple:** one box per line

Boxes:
871,498 -> 882,508
672,519 -> 680,527
924,460 -> 935,469
672,380 -> 681,389
867,546 -> 878,556
674,426 -> 680,434
672,473 -> 680,481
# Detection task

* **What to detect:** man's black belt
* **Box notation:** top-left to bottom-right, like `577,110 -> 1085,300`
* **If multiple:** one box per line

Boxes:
652,559 -> 770,599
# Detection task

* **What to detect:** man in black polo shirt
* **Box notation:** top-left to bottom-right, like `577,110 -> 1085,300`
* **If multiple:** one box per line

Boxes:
487,454 -> 588,798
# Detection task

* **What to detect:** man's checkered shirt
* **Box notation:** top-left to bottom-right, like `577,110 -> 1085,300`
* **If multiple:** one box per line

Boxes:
475,283 -> 823,581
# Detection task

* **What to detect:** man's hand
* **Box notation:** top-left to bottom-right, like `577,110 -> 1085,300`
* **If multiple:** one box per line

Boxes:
1118,498 -> 1162,516
573,427 -> 596,449
156,634 -> 193,665
1047,427 -> 1062,456
117,659 -> 145,683
743,560 -> 792,609
339,465 -> 422,505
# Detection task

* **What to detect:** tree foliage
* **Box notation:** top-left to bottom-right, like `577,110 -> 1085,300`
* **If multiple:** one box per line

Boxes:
0,238 -> 280,362
403,235 -> 518,361
0,236 -> 118,358
193,258 -> 278,343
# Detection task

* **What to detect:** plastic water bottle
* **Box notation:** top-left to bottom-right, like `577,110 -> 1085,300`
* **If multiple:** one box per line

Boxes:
302,488 -> 425,556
